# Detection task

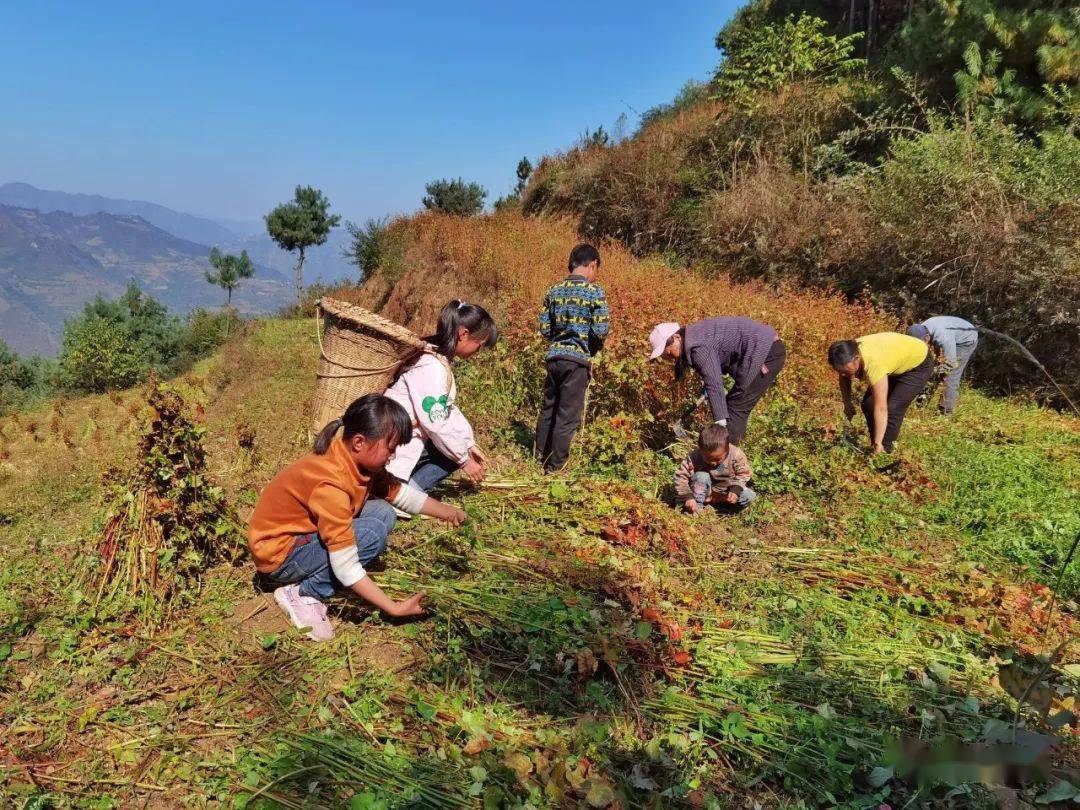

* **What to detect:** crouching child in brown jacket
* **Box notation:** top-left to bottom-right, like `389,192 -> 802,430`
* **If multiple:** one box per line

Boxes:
673,424 -> 757,514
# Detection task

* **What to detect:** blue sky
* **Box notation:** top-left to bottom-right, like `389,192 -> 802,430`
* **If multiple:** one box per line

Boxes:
0,2 -> 737,228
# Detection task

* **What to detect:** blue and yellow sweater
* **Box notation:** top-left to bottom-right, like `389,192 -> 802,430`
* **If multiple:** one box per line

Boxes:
538,274 -> 610,365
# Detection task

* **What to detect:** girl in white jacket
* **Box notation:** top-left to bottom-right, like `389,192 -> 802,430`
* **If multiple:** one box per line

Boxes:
385,300 -> 498,492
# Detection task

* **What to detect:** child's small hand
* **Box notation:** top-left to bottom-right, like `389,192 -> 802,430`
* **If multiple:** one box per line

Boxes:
683,498 -> 699,514
461,456 -> 485,484
725,491 -> 739,505
389,591 -> 427,617
444,506 -> 467,527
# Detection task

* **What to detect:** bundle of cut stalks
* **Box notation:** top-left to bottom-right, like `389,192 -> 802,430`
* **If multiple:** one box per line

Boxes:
89,380 -> 239,626
94,490 -> 166,610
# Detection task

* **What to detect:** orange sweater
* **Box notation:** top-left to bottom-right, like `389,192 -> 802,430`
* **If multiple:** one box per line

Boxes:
247,437 -> 403,573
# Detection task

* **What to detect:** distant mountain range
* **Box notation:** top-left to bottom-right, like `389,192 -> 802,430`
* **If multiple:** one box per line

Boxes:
0,183 -> 361,356
0,182 -> 242,248
0,205 -> 293,356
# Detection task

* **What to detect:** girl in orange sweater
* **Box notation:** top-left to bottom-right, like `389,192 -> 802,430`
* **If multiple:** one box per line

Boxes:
248,394 -> 466,640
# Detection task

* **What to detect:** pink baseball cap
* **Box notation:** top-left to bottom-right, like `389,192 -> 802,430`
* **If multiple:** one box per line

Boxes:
648,322 -> 680,360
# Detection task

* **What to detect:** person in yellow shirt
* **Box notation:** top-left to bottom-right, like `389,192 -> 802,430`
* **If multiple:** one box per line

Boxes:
827,332 -> 933,454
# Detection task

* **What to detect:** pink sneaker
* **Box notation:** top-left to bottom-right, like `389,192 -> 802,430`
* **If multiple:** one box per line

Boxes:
273,584 -> 334,641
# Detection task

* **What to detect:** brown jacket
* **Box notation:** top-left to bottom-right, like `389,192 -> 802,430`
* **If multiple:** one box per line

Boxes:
673,445 -> 752,498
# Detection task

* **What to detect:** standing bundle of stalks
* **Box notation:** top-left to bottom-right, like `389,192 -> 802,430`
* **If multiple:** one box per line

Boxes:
90,380 -> 240,626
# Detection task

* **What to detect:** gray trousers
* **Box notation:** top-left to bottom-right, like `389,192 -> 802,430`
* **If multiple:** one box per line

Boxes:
942,339 -> 978,414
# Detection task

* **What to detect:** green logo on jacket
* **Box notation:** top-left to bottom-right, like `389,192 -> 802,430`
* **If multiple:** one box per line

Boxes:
422,394 -> 450,422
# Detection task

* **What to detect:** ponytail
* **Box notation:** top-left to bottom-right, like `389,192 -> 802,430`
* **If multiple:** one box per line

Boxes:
424,299 -> 499,359
313,418 -> 344,454
312,395 -> 413,454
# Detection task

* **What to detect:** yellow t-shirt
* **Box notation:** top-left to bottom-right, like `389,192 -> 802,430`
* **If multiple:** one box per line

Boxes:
857,333 -> 929,386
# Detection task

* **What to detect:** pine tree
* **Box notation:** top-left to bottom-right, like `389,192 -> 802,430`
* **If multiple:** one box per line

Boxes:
205,248 -> 255,307
266,186 -> 341,309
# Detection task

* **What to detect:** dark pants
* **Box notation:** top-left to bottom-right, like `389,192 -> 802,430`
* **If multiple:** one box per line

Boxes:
726,340 -> 786,445
860,352 -> 935,452
534,359 -> 590,472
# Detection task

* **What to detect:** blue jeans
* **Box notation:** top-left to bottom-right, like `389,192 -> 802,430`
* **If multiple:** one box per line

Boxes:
941,339 -> 978,414
408,441 -> 459,493
691,471 -> 757,512
261,499 -> 397,601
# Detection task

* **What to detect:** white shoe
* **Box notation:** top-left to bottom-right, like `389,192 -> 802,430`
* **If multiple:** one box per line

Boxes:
392,507 -> 412,519
273,584 -> 334,641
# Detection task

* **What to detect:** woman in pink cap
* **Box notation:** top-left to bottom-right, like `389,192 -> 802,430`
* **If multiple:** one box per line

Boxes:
649,317 -> 785,445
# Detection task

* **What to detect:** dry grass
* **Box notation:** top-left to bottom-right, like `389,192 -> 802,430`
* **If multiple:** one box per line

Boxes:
344,211 -> 892,413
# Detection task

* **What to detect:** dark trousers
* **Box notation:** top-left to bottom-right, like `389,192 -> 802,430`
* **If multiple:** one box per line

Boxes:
534,359 -> 590,472
860,352 -> 935,452
726,340 -> 786,445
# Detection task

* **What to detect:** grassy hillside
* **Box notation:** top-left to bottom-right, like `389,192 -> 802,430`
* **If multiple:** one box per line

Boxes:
1,213 -> 1078,807
519,11 -> 1080,407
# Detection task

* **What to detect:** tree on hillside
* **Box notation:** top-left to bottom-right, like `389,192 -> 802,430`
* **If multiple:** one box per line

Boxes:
0,340 -> 54,415
205,247 -> 255,308
265,186 -> 341,309
59,313 -> 143,393
584,126 -> 610,147
344,217 -> 389,277
714,13 -> 865,98
515,157 -> 533,194
422,178 -> 487,216
893,0 -> 1079,128
494,158 -> 535,211
0,340 -> 33,392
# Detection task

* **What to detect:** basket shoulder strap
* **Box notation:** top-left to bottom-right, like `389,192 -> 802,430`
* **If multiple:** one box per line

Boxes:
424,349 -> 455,396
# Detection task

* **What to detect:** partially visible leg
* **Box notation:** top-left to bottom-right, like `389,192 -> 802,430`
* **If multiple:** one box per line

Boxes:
545,362 -> 589,472
860,387 -> 876,444
691,471 -> 713,509
352,498 -> 397,565
261,537 -> 337,640
260,535 -> 338,602
712,486 -> 757,513
723,401 -> 751,448
882,355 -> 935,451
534,363 -> 561,466
408,442 -> 460,493
941,340 -> 977,415
724,341 -> 786,445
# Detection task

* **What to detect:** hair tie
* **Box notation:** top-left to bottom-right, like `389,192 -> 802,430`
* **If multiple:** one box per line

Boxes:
456,300 -> 468,310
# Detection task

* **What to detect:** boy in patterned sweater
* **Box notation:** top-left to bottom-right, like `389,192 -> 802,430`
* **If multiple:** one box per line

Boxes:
534,244 -> 610,471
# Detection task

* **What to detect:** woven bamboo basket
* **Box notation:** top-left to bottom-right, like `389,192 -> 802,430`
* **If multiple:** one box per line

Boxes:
312,298 -> 427,433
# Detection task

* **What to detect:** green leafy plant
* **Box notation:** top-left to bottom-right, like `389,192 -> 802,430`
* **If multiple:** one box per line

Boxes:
344,217 -> 390,278
713,14 -> 865,99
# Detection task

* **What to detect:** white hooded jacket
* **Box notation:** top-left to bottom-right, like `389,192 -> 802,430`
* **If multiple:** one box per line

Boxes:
384,349 -> 475,481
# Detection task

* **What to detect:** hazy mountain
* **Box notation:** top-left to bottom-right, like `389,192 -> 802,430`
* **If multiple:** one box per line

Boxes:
0,182 -> 360,284
0,205 -> 291,356
0,182 -> 242,247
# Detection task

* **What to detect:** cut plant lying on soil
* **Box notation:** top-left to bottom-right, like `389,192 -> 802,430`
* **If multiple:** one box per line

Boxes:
1,214 -> 1078,808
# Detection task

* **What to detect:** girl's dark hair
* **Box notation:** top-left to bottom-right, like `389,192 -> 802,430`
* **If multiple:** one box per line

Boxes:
314,394 -> 413,455
827,340 -> 860,369
568,243 -> 600,272
424,299 -> 499,359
